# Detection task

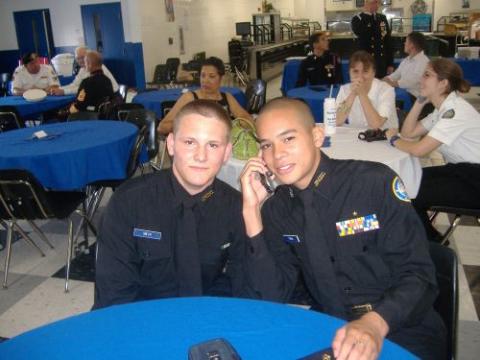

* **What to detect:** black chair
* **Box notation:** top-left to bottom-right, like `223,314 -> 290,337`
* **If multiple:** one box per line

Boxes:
429,206 -> 480,245
429,242 -> 458,360
166,57 -> 180,82
114,103 -> 145,121
161,100 -> 177,118
147,64 -> 170,89
0,106 -> 24,132
245,79 -> 267,114
0,169 -> 89,292
0,73 -> 11,97
67,111 -> 99,121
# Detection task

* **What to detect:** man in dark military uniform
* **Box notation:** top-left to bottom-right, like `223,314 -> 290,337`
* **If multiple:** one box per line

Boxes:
351,0 -> 393,78
69,51 -> 113,113
240,98 -> 446,360
296,31 -> 342,87
93,100 -> 252,309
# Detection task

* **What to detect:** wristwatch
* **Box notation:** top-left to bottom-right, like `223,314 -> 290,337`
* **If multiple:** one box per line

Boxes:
389,135 -> 400,147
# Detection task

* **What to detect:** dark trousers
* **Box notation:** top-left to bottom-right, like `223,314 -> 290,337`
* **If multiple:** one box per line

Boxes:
413,163 -> 480,239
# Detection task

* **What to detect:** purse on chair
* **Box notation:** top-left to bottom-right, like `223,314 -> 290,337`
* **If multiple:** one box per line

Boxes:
231,117 -> 259,160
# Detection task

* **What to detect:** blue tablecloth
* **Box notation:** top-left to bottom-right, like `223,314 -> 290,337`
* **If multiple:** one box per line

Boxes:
0,297 -> 415,360
133,87 -> 247,117
281,58 -> 480,94
0,120 -> 137,190
0,95 -> 75,118
287,85 -> 412,123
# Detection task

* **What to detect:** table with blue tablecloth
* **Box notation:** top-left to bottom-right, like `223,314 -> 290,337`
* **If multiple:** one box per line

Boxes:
0,95 -> 75,118
281,57 -> 480,95
0,297 -> 415,360
133,87 -> 247,118
0,120 -> 138,190
286,85 -> 412,123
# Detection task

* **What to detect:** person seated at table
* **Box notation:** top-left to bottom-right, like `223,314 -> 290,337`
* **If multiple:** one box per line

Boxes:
69,51 -> 114,114
383,32 -> 432,119
385,58 -> 480,243
240,97 -> 446,360
93,100 -> 252,309
50,46 -> 119,96
336,51 -> 398,129
295,31 -> 342,88
157,56 -> 252,135
12,52 -> 60,95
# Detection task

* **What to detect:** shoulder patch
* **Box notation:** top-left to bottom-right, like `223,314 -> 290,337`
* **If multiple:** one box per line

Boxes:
392,176 -> 410,202
441,109 -> 455,119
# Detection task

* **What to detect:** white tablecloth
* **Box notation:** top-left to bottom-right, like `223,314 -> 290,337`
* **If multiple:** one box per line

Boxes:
217,127 -> 422,198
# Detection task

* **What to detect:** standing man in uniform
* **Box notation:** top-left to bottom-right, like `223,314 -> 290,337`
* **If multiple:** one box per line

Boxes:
12,52 -> 60,95
50,46 -> 118,96
240,97 -> 445,359
351,0 -> 393,78
93,100 -> 251,309
295,31 -> 342,88
68,51 -> 114,114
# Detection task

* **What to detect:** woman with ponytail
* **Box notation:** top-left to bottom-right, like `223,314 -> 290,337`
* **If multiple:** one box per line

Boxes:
386,58 -> 480,242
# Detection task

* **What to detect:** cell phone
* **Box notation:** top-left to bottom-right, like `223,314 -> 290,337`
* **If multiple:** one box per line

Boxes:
259,172 -> 274,194
188,338 -> 241,360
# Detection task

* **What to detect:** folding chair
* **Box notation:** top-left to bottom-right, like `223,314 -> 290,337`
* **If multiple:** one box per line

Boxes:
245,79 -> 267,114
0,106 -> 24,132
429,206 -> 480,245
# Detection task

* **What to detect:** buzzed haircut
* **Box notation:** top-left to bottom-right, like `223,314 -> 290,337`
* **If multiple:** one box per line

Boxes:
85,51 -> 103,67
173,99 -> 232,135
257,97 -> 315,129
407,32 -> 426,52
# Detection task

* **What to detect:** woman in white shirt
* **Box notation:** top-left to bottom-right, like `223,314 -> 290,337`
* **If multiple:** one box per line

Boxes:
386,58 -> 480,241
336,51 -> 398,129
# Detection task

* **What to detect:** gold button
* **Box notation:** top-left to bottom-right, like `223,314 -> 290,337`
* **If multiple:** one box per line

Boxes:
371,45 -> 374,48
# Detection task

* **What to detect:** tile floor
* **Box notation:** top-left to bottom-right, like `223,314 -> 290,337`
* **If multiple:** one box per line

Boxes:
0,76 -> 479,359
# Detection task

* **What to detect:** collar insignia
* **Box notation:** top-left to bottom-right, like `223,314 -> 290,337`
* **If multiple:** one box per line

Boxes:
441,109 -> 455,119
314,172 -> 326,187
201,190 -> 214,202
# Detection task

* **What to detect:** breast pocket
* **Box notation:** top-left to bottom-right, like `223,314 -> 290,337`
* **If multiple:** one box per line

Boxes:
137,238 -> 171,261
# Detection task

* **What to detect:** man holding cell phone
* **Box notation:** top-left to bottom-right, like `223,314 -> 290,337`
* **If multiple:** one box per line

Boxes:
240,97 -> 445,360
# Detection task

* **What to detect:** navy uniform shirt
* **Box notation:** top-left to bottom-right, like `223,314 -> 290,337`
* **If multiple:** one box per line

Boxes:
74,69 -> 114,112
296,51 -> 342,87
94,169 -> 251,309
351,12 -> 393,78
247,154 -> 445,359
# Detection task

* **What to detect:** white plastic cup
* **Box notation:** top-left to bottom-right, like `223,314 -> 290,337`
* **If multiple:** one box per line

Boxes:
324,97 -> 336,135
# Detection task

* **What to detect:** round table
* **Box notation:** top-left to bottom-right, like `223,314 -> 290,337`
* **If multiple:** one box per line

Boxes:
132,87 -> 247,117
0,95 -> 75,118
218,127 -> 422,198
287,86 -> 412,123
0,297 -> 415,359
0,120 -> 138,190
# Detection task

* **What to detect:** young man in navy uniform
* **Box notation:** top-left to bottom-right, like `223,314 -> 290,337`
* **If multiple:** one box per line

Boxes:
351,0 -> 394,78
94,100 -> 251,309
296,31 -> 342,88
240,98 -> 446,359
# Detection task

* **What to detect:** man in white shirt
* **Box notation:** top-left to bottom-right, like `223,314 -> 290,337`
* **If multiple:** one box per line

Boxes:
383,32 -> 429,99
12,52 -> 60,95
50,46 -> 119,96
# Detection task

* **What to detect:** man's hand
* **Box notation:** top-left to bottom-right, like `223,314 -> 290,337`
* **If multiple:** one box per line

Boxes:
50,87 -> 65,96
332,312 -> 389,360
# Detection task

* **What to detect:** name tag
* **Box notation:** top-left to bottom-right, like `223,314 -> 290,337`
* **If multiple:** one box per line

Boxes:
133,228 -> 162,240
283,234 -> 300,244
336,214 -> 380,237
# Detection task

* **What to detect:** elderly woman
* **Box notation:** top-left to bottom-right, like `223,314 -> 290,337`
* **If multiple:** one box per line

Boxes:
158,56 -> 252,135
295,31 -> 342,87
336,51 -> 398,129
386,58 -> 480,241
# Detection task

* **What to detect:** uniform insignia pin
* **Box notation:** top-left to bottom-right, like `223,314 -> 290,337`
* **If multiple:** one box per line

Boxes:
392,176 -> 410,202
441,109 -> 455,119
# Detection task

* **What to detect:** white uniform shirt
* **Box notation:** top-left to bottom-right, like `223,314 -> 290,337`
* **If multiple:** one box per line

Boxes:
336,78 -> 398,129
12,64 -> 59,92
421,92 -> 480,164
61,64 -> 119,95
387,51 -> 429,98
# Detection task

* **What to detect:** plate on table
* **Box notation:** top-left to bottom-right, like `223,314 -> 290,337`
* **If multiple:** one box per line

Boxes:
23,89 -> 47,102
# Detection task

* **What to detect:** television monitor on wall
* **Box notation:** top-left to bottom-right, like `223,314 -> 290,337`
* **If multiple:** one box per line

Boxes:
236,22 -> 251,36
